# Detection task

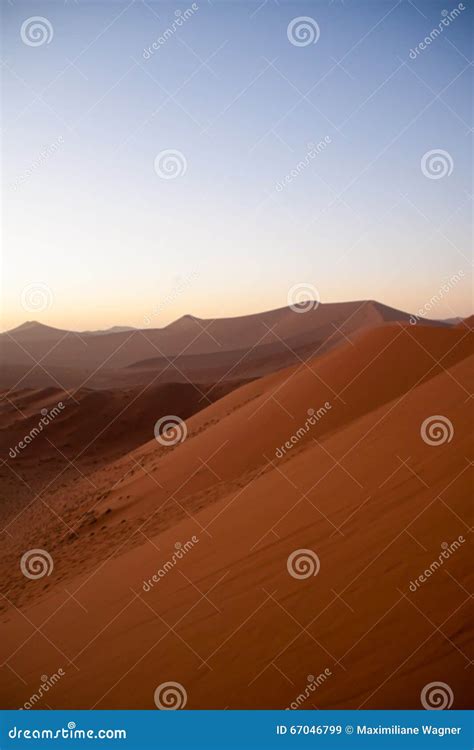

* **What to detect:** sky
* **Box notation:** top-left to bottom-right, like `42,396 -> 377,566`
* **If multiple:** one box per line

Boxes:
1,0 -> 472,331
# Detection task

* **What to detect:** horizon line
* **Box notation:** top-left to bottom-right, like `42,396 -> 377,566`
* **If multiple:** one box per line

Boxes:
2,297 -> 471,336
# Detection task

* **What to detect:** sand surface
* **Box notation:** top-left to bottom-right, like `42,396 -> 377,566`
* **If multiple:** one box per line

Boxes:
0,310 -> 472,710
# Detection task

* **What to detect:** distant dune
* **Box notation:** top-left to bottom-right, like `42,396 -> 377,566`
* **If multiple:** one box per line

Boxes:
0,312 -> 471,710
458,315 -> 474,329
0,301 -> 448,390
1,300 -> 445,367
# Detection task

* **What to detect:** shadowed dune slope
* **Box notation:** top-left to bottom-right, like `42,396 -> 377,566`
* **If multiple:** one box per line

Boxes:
0,379 -> 247,531
0,381 -> 242,468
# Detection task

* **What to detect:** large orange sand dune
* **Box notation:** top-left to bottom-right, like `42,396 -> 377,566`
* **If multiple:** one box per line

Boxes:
0,322 -> 472,709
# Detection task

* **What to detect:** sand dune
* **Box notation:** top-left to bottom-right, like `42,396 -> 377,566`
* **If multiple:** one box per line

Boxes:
0,381 -> 241,468
0,334 -> 340,392
0,379 -> 245,535
83,323 -> 473,524
0,319 -> 471,709
0,300 -> 445,374
0,377 -> 251,570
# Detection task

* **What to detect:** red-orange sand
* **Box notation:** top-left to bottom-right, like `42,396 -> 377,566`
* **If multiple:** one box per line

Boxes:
0,312 -> 472,710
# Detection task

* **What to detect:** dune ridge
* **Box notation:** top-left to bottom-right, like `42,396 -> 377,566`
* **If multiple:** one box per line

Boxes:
1,300 -> 448,374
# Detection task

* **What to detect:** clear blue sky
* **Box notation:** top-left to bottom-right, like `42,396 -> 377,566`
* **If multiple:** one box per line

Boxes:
1,0 -> 472,330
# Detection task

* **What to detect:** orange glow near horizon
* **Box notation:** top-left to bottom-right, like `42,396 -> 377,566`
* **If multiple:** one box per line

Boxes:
2,278 -> 472,333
